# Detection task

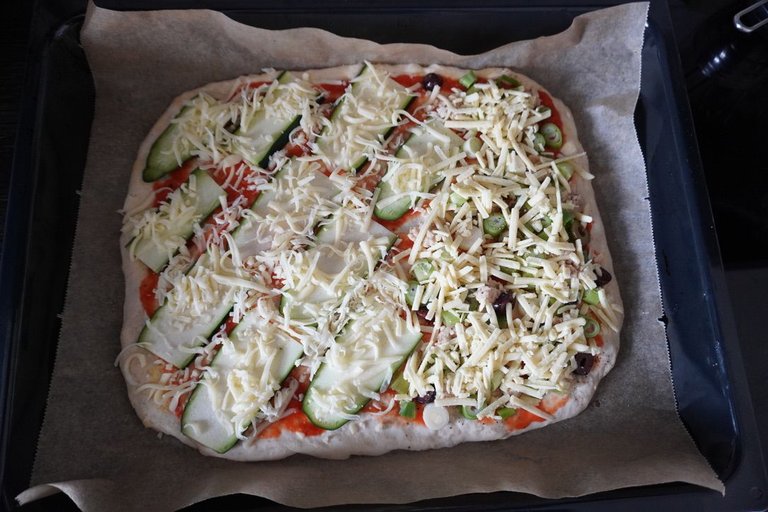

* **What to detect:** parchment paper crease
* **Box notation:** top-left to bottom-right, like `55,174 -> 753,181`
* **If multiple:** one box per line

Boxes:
18,2 -> 724,511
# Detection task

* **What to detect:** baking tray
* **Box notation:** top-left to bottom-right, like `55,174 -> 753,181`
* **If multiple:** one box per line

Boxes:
1,1 -> 766,510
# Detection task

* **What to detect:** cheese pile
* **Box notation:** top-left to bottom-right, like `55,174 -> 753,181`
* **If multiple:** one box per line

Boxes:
313,65 -> 414,171
386,78 -> 621,419
172,76 -> 319,168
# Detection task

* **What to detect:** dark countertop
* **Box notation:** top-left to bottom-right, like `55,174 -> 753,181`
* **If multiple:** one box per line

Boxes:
0,0 -> 33,248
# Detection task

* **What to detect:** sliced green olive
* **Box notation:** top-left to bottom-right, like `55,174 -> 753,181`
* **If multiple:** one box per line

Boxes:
463,136 -> 483,157
483,212 -> 508,237
556,162 -> 574,180
491,370 -> 504,390
461,404 -> 480,420
533,133 -> 546,152
562,209 -> 575,227
450,191 -> 468,206
525,221 -> 549,241
498,75 -> 521,88
399,401 -> 417,418
584,317 -> 601,338
498,407 -> 517,420
404,280 -> 419,307
411,259 -> 434,283
568,221 -> 591,245
441,310 -> 462,326
391,373 -> 410,395
540,122 -> 563,150
583,288 -> 600,306
459,70 -> 477,89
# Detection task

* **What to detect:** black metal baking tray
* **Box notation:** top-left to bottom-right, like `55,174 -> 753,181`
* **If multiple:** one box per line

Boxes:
1,1 -> 766,510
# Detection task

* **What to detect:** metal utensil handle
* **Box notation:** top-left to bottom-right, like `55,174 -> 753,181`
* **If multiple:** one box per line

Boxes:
734,0 -> 768,33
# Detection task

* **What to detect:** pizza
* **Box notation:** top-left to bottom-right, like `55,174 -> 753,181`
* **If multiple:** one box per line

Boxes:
118,63 -> 623,460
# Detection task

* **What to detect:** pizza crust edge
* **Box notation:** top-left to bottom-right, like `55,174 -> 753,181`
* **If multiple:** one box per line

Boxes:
118,63 -> 624,461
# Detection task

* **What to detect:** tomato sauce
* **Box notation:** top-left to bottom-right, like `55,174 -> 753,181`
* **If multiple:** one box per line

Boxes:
258,408 -> 326,439
537,90 -> 565,150
355,171 -> 381,193
391,73 -> 469,93
246,80 -> 270,90
362,390 -> 427,426
375,206 -> 424,232
504,409 -> 546,430
174,395 -> 190,418
395,232 -> 414,251
152,160 -> 195,206
283,141 -> 308,158
227,80 -> 271,101
139,272 -> 160,316
594,333 -> 604,348
316,82 -> 349,104
391,74 -> 423,88
257,367 -> 325,439
211,163 -> 262,205
504,394 -> 568,431
442,77 -> 465,92
362,389 -> 396,414
159,353 -> 221,419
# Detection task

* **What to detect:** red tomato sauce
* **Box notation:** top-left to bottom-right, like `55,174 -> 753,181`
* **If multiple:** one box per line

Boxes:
504,409 -> 545,430
391,74 -> 423,88
362,389 -> 396,414
283,139 -> 311,158
375,206 -> 423,232
537,90 -> 565,149
395,232 -> 414,251
174,395 -> 190,418
162,354 -> 220,418
222,315 -> 239,335
317,82 -> 349,104
139,272 -> 160,316
442,77 -> 465,92
258,367 -> 325,439
363,390 -> 427,426
227,80 -> 271,101
246,80 -> 270,90
152,160 -> 196,206
594,333 -> 604,348
211,164 -> 262,205
355,171 -> 381,193
258,408 -> 326,439
399,402 -> 427,426
504,394 -> 568,430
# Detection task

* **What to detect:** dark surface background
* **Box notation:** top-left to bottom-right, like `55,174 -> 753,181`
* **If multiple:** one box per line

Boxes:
1,0 -> 767,510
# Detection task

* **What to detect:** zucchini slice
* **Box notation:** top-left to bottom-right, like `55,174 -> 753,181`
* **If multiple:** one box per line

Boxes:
302,310 -> 422,430
181,313 -> 304,453
144,104 -> 197,182
138,253 -> 235,369
142,163 -> 341,368
132,168 -> 225,273
374,123 -> 463,221
280,215 -> 396,323
232,159 -> 341,259
234,72 -> 316,168
315,64 -> 414,172
143,72 -> 314,182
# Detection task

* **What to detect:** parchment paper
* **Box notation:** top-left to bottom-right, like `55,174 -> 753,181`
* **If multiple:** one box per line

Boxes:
18,2 -> 724,511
